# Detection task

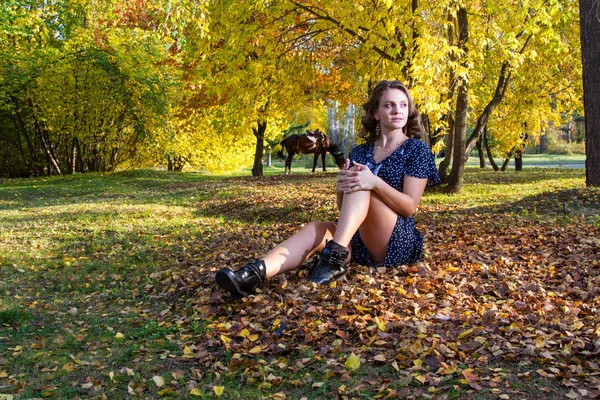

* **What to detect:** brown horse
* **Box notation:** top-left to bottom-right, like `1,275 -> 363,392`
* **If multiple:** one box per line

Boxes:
278,129 -> 346,175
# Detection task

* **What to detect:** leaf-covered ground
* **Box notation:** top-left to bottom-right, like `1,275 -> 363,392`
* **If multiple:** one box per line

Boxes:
0,168 -> 599,399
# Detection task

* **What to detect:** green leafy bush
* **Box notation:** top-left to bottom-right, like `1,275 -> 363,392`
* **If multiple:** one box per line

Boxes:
547,142 -> 586,155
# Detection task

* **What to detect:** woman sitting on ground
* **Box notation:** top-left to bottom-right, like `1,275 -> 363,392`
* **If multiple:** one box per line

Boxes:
215,80 -> 441,297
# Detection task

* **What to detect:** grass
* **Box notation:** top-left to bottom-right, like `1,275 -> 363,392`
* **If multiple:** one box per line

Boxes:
0,165 -> 598,399
464,152 -> 586,167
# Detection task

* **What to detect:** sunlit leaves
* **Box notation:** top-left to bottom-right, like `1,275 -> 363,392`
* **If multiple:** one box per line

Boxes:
0,0 -> 583,176
0,0 -> 184,175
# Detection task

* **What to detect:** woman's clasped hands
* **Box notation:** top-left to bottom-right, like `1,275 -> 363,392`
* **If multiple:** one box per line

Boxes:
337,159 -> 379,194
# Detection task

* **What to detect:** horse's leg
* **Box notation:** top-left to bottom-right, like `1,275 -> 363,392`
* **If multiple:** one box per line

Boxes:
321,151 -> 326,172
312,152 -> 318,172
286,154 -> 293,175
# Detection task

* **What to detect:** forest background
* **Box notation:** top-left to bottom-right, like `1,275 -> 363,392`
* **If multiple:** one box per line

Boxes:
0,0 -> 588,193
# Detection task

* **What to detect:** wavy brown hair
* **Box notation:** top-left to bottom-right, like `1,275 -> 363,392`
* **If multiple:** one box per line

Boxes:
359,80 -> 424,142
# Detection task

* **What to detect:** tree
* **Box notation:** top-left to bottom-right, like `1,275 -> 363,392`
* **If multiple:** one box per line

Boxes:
0,0 -> 182,177
580,0 -> 600,186
0,0 -> 585,181
176,0 -> 359,176
447,6 -> 468,193
272,0 -> 582,191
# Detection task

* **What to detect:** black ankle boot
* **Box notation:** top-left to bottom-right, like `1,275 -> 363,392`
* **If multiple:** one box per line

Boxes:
215,259 -> 266,297
309,240 -> 349,284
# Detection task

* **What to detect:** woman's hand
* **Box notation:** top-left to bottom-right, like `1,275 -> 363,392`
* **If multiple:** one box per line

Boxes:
337,160 -> 380,194
336,158 -> 351,193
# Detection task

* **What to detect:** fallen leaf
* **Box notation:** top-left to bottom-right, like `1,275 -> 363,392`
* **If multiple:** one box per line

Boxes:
214,386 -> 224,397
239,328 -> 250,337
374,316 -> 386,332
345,353 -> 361,371
183,346 -> 194,358
566,390 -> 579,399
61,362 -> 74,372
457,329 -> 473,340
152,375 -> 165,387
248,345 -> 261,354
423,353 -> 441,371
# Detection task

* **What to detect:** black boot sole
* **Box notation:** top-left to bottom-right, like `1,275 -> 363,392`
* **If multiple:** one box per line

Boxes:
215,269 -> 250,297
309,268 -> 347,284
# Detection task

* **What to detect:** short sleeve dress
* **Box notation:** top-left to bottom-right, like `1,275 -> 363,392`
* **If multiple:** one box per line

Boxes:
347,138 -> 440,267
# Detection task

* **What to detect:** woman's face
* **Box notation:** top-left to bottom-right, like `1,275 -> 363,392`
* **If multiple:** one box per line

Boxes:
373,88 -> 409,133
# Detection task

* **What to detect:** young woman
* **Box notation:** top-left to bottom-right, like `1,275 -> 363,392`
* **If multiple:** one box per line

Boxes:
215,80 -> 440,297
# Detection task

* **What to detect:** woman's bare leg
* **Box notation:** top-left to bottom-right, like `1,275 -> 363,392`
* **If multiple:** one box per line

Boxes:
216,192 -> 397,296
356,193 -> 398,264
263,188 -> 398,278
262,221 -> 337,278
334,191 -> 397,265
332,190 -> 371,247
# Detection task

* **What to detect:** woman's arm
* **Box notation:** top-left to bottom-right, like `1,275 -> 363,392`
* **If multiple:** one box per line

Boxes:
372,175 -> 427,217
337,160 -> 427,217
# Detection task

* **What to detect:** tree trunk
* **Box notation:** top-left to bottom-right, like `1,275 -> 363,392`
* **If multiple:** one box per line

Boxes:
6,119 -> 33,172
252,119 -> 267,177
464,64 -> 510,161
477,137 -> 485,168
514,131 -> 528,172
70,137 -> 78,174
438,127 -> 453,182
421,114 -> 431,146
437,9 -> 458,183
110,148 -> 119,171
328,101 -> 339,144
464,33 -> 532,161
447,7 -> 469,193
539,131 -> 547,153
515,149 -> 523,171
11,96 -> 40,174
484,126 -> 500,171
448,80 -> 468,191
29,97 -> 62,175
500,153 -> 512,171
580,0 -> 600,186
75,139 -> 84,173
38,127 -> 62,175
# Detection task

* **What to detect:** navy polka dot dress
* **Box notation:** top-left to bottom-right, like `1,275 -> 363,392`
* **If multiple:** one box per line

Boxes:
348,138 -> 440,267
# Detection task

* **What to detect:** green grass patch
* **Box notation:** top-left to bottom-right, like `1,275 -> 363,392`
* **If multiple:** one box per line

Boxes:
0,167 -> 598,399
0,308 -> 32,326
465,152 -> 585,167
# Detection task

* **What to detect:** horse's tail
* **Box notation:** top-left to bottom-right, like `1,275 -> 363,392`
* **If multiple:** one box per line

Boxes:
277,137 -> 288,159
